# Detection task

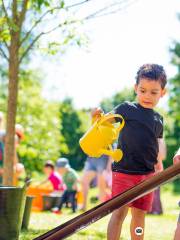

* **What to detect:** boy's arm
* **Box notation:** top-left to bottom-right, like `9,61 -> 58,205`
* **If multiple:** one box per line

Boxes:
72,172 -> 80,191
157,138 -> 166,162
155,138 -> 166,172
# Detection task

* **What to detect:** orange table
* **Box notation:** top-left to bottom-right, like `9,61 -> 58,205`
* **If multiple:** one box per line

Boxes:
27,185 -> 84,211
27,186 -> 53,211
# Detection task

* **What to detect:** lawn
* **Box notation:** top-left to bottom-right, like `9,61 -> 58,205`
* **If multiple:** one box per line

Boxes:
20,182 -> 179,240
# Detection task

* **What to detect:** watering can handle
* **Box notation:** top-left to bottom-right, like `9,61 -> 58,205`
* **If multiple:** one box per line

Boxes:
98,114 -> 125,133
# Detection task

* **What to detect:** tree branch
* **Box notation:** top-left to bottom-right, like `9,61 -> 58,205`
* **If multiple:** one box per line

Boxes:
20,0 -> 90,47
4,40 -> 9,50
0,46 -> 9,61
19,0 -> 29,29
19,0 -> 137,63
12,0 -> 17,20
19,32 -> 44,63
66,0 -> 90,9
19,18 -> 79,63
19,0 -> 131,47
41,20 -> 77,35
84,0 -> 128,20
2,0 -> 11,29
19,6 -> 62,46
1,37 -> 9,51
86,0 -> 137,19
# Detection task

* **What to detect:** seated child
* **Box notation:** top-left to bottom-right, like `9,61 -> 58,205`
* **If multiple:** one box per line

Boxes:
38,160 -> 65,192
52,158 -> 80,213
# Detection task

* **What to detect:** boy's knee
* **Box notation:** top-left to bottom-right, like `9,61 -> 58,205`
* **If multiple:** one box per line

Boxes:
112,207 -> 128,221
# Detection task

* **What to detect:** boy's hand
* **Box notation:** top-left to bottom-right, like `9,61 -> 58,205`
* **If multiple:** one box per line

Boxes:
173,153 -> 180,164
155,161 -> 163,172
91,107 -> 103,118
91,108 -> 104,124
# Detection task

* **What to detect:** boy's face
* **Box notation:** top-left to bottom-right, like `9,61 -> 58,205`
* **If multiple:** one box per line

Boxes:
134,78 -> 166,109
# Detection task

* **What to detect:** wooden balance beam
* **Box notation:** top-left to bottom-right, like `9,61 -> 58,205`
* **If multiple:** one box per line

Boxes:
34,163 -> 180,240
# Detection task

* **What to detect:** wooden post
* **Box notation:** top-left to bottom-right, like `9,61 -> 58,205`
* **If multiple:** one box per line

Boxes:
34,163 -> 180,240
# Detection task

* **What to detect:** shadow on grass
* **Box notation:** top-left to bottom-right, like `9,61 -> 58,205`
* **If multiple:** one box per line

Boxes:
78,230 -> 106,238
21,228 -> 106,240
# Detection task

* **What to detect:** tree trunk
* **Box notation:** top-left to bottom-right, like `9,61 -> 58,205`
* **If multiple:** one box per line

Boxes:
3,32 -> 19,186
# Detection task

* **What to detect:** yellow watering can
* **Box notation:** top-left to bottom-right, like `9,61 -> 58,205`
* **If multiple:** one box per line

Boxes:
79,114 -> 125,162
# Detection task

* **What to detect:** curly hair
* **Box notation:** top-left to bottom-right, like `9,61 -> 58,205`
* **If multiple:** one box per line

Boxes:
136,64 -> 167,89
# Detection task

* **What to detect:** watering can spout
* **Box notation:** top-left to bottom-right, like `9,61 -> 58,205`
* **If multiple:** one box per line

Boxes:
98,148 -> 123,162
79,113 -> 125,162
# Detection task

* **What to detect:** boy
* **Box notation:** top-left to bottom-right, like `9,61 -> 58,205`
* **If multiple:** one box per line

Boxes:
173,148 -> 180,240
53,157 -> 80,213
39,160 -> 65,191
93,64 -> 167,240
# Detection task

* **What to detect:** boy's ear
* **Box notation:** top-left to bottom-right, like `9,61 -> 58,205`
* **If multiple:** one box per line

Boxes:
134,84 -> 138,94
161,88 -> 167,97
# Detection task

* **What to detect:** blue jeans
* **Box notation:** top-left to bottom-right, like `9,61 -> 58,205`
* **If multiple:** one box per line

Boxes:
84,155 -> 108,173
58,190 -> 77,213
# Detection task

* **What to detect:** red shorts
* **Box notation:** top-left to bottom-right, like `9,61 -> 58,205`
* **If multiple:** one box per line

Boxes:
112,172 -> 154,212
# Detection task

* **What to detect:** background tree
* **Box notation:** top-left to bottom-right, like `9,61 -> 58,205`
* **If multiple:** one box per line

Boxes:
0,69 -> 66,172
0,0 -> 135,185
166,39 -> 180,166
17,70 -> 65,172
59,98 -> 90,170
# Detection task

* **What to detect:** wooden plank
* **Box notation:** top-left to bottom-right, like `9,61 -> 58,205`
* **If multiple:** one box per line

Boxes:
34,163 -> 180,240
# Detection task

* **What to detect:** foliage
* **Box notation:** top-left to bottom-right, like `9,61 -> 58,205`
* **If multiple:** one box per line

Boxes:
0,0 -> 132,62
59,98 -> 90,170
165,39 -> 180,168
0,69 -> 67,172
17,70 -> 67,172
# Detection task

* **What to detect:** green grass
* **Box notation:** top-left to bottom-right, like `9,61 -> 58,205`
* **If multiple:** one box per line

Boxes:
20,183 -> 179,240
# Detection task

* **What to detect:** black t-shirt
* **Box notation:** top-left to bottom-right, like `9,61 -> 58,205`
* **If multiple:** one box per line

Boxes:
112,101 -> 163,175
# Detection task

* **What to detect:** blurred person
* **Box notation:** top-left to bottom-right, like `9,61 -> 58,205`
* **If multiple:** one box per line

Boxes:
13,124 -> 26,185
52,158 -> 80,213
0,122 -> 26,186
81,109 -> 111,211
38,160 -> 65,192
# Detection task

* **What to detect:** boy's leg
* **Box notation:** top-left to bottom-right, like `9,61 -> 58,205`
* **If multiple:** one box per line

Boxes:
97,173 -> 107,202
107,206 -> 128,240
81,170 -> 96,210
174,223 -> 180,240
130,207 -> 146,240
